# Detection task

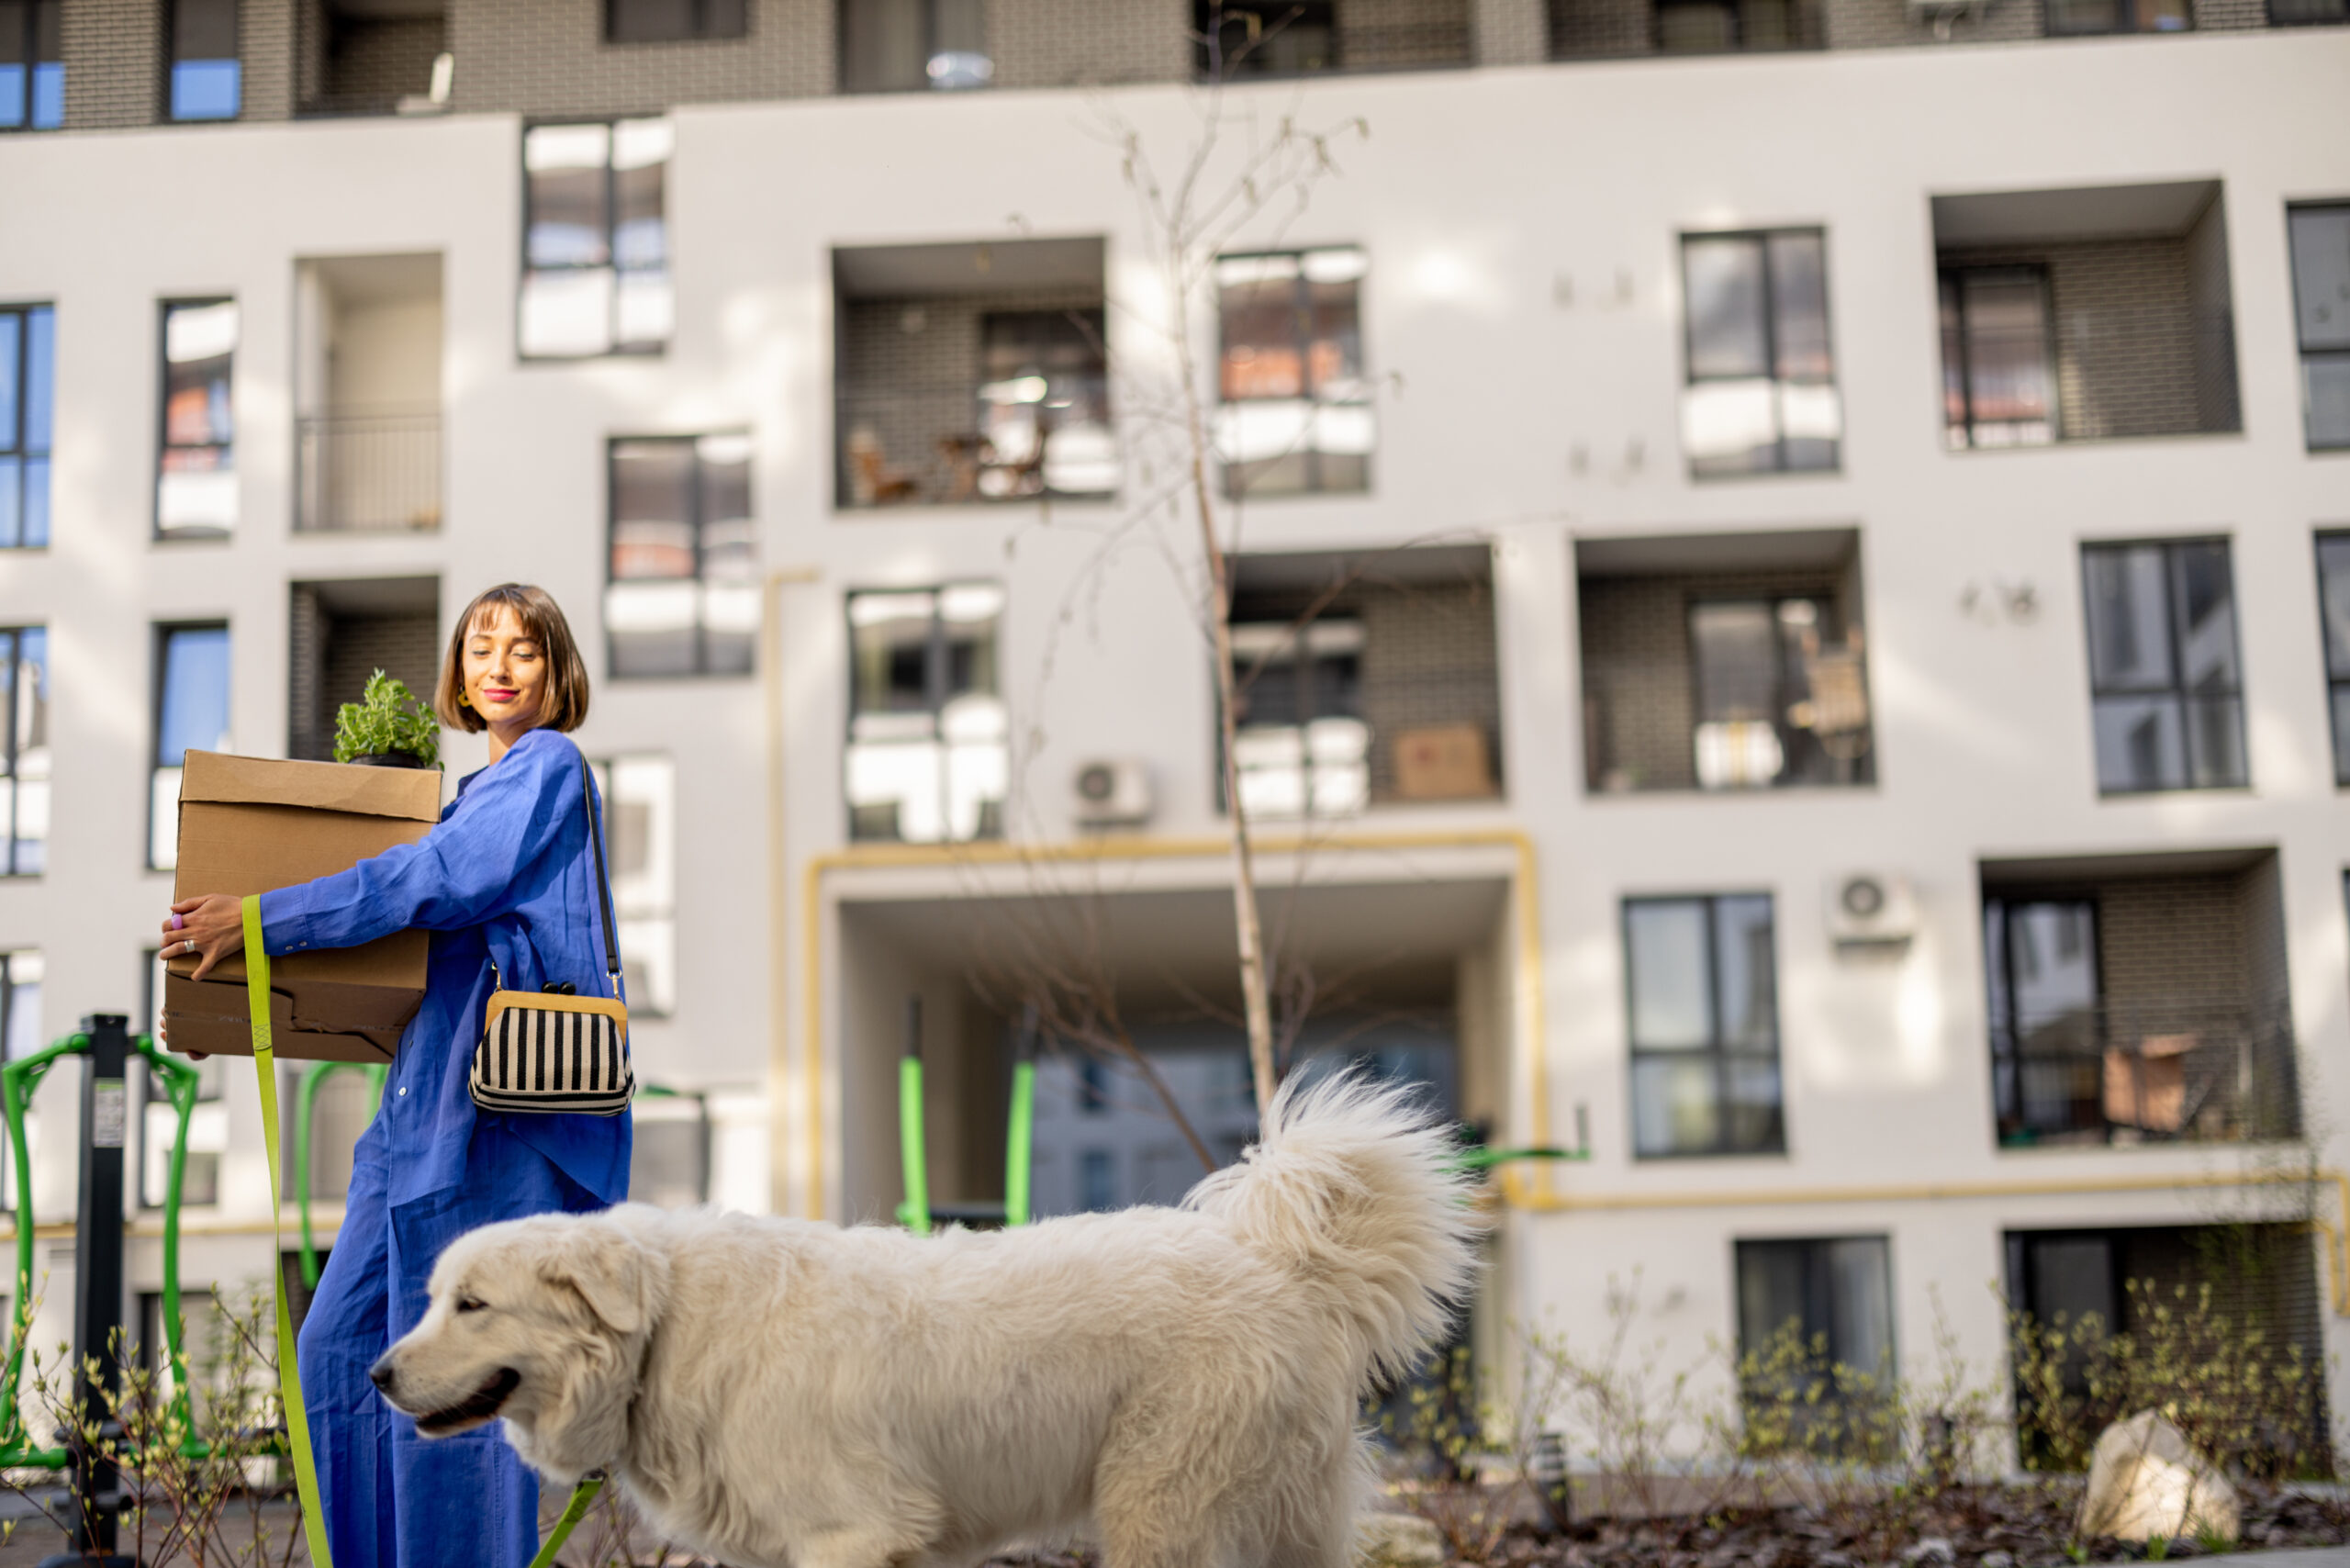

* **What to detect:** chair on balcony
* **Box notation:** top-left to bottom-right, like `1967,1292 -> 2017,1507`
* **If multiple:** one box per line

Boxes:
847,428 -> 921,506
2102,1033 -> 2198,1135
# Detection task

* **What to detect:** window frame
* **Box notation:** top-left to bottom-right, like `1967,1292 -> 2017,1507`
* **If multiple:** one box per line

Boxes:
166,0 -> 242,123
842,583 -> 1006,845
1983,894 -> 2105,1145
2077,536 -> 2248,796
1684,592 -> 1870,790
837,0 -> 990,93
1940,265 -> 2060,450
155,297 -> 237,542
2287,202 -> 2350,454
2319,532 -> 2350,783
150,621 -> 229,871
0,626 -> 45,876
0,304 -> 53,547
605,0 -> 748,42
1678,228 -> 1840,477
1622,891 -> 1785,1160
517,118 -> 672,363
0,0 -> 62,131
604,433 -> 755,680
1214,245 -> 1372,499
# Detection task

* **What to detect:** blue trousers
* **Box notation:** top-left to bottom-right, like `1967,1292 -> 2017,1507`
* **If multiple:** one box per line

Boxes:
297,1129 -> 601,1568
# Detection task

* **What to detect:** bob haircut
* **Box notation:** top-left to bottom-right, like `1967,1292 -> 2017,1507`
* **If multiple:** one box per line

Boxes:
435,583 -> 591,734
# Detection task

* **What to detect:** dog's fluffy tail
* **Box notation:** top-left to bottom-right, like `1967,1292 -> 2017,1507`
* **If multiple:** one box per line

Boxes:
1184,1071 -> 1482,1385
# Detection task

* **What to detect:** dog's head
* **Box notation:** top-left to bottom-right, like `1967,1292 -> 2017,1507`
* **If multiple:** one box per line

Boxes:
371,1206 -> 669,1481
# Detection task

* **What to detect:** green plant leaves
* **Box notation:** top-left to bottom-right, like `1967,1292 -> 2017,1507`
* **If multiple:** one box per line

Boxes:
331,669 -> 442,768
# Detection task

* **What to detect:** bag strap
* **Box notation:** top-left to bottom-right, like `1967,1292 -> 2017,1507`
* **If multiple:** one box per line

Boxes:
581,757 -> 622,1002
242,896 -> 337,1568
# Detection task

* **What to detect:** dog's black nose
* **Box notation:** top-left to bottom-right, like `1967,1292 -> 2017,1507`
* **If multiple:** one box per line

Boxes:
368,1358 -> 397,1393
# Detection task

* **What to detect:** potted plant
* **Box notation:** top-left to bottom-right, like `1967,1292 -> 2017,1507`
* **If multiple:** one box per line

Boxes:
333,669 -> 442,769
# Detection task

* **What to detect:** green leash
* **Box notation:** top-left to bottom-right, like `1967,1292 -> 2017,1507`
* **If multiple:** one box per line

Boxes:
241,897 -> 608,1568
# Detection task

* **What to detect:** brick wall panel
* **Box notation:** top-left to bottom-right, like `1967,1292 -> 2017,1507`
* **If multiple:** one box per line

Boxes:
63,0 -> 162,129
453,0 -> 833,118
987,0 -> 1188,88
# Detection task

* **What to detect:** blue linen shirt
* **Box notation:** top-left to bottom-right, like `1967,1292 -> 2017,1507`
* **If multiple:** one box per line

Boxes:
257,728 -> 632,1209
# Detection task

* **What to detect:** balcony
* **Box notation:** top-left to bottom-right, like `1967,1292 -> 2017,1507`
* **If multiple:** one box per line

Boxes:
1935,180 -> 2240,449
287,576 -> 442,764
1984,849 -> 2298,1149
1550,0 -> 1822,59
294,253 -> 442,532
296,0 -> 449,118
1194,0 -> 1473,77
1578,529 -> 1872,795
1225,544 -> 1503,818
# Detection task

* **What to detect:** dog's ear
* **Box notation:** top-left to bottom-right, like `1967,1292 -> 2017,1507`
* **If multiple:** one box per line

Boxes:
537,1222 -> 653,1335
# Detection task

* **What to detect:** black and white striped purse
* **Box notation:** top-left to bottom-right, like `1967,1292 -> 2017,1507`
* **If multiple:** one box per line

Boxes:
467,758 -> 635,1116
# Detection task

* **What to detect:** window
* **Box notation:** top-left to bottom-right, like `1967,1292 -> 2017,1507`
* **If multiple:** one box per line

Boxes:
845,585 -> 1005,844
1625,894 -> 1783,1158
2288,205 -> 2350,452
2269,0 -> 2345,20
168,0 -> 240,121
1984,897 -> 2102,1145
0,1 -> 62,129
1680,230 -> 1839,476
1229,620 -> 1368,818
151,624 -> 229,870
591,756 -> 677,1016
1194,0 -> 1337,75
0,628 -> 47,874
1078,1148 -> 1115,1212
976,310 -> 1116,499
607,435 -> 756,678
520,119 -> 673,359
0,949 -> 39,1058
1689,598 -> 1870,790
158,299 -> 237,538
608,0 -> 746,41
1941,268 -> 2057,449
1656,0 -> 1815,50
1215,248 -> 1371,498
1736,1238 -> 1894,1427
2080,540 -> 2245,793
839,0 -> 990,92
2046,0 -> 2188,28
0,305 -> 53,546
2319,534 -> 2350,784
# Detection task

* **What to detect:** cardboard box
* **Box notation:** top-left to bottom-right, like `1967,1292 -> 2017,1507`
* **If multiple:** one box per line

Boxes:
163,751 -> 442,1063
1392,723 -> 1496,801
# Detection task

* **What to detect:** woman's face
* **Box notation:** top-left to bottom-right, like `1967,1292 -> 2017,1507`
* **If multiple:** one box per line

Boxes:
463,604 -> 548,734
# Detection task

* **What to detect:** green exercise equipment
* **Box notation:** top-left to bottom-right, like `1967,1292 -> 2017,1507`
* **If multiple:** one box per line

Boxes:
896,998 -> 1037,1235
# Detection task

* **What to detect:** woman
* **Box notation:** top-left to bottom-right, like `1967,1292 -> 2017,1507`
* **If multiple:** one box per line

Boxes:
163,583 -> 632,1568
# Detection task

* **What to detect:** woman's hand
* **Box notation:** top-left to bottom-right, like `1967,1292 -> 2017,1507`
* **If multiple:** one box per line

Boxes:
163,894 -> 247,984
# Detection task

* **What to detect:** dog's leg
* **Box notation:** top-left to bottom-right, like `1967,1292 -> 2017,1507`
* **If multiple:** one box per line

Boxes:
796,1525 -> 934,1568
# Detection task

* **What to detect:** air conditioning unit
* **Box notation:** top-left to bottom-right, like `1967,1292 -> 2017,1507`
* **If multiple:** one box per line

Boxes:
1826,870 -> 1918,947
1071,758 -> 1153,830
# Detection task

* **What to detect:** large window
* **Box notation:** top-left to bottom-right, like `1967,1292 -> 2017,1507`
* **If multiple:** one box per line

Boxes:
608,0 -> 746,41
845,585 -> 1005,844
0,949 -> 39,1058
607,435 -> 756,678
168,0 -> 240,121
975,309 -> 1116,499
2288,205 -> 2350,452
2080,540 -> 2245,793
1215,247 -> 1371,498
0,1 -> 62,130
1984,897 -> 2102,1146
1194,0 -> 1337,75
839,0 -> 990,92
1679,230 -> 1838,477
0,628 -> 47,875
1941,268 -> 2056,449
2318,533 -> 2350,784
151,624 -> 229,870
0,305 -> 53,547
1625,893 -> 1783,1159
591,755 -> 677,1016
520,119 -> 673,359
1229,620 -> 1367,818
1689,597 -> 1871,790
2045,0 -> 2188,29
158,299 -> 237,538
1736,1237 -> 1894,1428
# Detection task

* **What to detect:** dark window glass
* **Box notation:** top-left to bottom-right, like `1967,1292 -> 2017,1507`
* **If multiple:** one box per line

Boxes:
1215,248 -> 1371,498
158,300 -> 237,538
608,0 -> 746,41
840,0 -> 989,92
973,309 -> 1114,500
1687,595 -> 1871,789
1680,230 -> 1839,476
170,0 -> 241,121
1626,893 -> 1783,1158
1736,1237 -> 1894,1420
1655,0 -> 1816,47
520,119 -> 673,358
607,435 -> 756,678
1228,620 -> 1368,818
2269,0 -> 2346,19
2317,534 -> 2350,785
2047,0 -> 2190,30
1985,898 -> 2104,1145
2288,205 -> 2350,452
845,585 -> 1005,843
2080,540 -> 2245,793
151,624 -> 229,869
1942,268 -> 2057,449
0,628 -> 46,875
1194,0 -> 1337,76
0,305 -> 52,546
0,1 -> 62,129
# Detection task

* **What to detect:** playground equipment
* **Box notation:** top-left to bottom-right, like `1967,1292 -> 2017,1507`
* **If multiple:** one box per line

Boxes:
292,1060 -> 386,1289
895,997 -> 1036,1234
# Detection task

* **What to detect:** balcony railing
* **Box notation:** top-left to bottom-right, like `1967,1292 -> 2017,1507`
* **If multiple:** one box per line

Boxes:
1993,1002 -> 2299,1148
837,382 -> 1116,510
295,411 -> 441,532
1943,304 -> 2240,447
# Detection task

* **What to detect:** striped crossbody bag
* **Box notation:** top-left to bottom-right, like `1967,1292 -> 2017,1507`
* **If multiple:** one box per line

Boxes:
467,757 -> 635,1116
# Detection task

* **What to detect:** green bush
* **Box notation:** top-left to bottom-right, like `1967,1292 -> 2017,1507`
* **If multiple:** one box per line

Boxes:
331,669 -> 441,768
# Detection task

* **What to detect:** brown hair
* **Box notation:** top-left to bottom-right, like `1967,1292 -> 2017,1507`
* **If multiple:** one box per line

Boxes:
435,584 -> 591,734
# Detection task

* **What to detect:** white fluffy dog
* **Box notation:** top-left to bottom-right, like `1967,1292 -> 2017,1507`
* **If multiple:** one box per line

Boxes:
369,1075 -> 1480,1568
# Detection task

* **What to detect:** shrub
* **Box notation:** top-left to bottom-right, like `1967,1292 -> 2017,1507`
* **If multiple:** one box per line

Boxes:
332,669 -> 440,767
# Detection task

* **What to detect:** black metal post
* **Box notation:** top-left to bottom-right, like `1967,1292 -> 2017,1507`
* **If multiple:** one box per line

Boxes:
39,1013 -> 141,1568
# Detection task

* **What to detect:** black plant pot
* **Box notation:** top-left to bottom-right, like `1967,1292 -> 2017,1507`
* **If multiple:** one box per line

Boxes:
348,751 -> 431,768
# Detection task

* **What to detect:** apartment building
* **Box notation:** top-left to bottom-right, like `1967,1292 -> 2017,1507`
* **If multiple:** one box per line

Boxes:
1,0 -> 2347,1450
